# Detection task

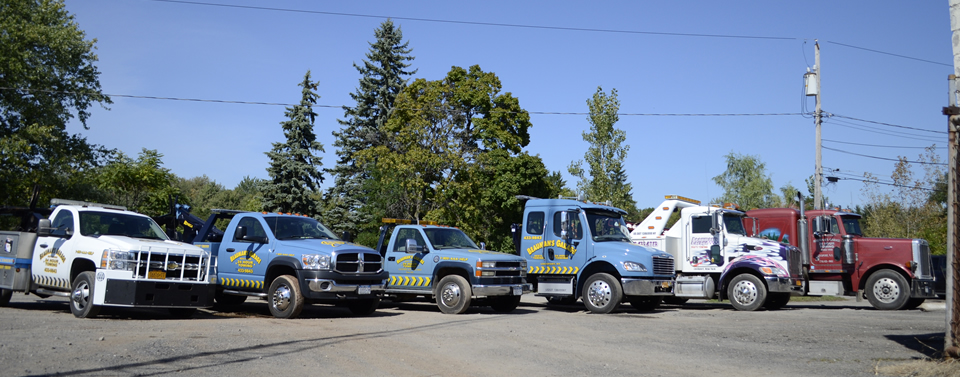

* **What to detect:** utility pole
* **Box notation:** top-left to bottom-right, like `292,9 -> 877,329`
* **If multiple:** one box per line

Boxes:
805,40 -> 823,209
945,0 -> 960,358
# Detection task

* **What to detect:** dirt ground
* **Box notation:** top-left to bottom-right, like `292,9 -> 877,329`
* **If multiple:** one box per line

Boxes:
0,293 -> 955,377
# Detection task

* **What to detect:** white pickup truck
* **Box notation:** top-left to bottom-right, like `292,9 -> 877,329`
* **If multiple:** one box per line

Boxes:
0,199 -> 214,318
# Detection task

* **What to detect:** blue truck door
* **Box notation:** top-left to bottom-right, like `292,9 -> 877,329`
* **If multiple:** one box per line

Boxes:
534,209 -> 586,276
386,227 -> 434,291
219,217 -> 273,291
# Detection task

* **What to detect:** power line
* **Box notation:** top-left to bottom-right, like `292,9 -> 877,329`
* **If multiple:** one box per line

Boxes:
834,175 -> 938,192
822,145 -> 948,166
830,113 -> 947,134
824,118 -> 944,142
150,0 -> 949,67
822,139 -> 941,149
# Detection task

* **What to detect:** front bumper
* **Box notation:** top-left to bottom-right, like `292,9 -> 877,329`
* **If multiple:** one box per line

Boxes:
620,278 -> 673,296
473,283 -> 533,297
911,278 -> 937,299
103,279 -> 215,308
299,269 -> 388,300
765,276 -> 804,294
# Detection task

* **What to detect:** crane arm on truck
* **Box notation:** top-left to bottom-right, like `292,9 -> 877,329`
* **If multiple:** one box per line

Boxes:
633,195 -> 701,239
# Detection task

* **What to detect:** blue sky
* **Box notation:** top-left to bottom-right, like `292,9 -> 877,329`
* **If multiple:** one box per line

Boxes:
62,1 -> 951,210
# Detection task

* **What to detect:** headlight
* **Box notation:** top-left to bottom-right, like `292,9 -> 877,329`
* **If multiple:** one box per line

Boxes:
760,266 -> 788,277
478,261 -> 496,268
622,261 -> 647,272
100,249 -> 136,271
302,254 -> 331,270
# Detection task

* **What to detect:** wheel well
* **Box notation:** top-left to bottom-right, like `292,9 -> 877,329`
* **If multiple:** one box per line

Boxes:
577,261 -> 620,296
858,265 -> 911,291
718,268 -> 764,300
265,265 -> 297,291
71,259 -> 97,283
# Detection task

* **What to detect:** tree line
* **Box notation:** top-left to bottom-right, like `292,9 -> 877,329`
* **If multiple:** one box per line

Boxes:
0,0 -> 947,254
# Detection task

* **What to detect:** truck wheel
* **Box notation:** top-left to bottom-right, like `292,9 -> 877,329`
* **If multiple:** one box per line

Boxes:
436,275 -> 471,314
489,296 -> 521,313
215,292 -> 247,307
582,273 -> 622,314
0,288 -> 12,306
268,275 -> 304,319
168,308 -> 198,319
347,297 -> 380,316
865,269 -> 909,310
901,298 -> 925,310
70,271 -> 101,318
629,297 -> 662,312
764,293 -> 791,310
727,274 -> 766,311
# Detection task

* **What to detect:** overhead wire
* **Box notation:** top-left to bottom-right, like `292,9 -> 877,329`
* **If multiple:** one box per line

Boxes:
822,139 -> 941,149
822,146 -> 947,166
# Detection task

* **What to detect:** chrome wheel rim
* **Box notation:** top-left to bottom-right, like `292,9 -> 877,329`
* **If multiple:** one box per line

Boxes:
731,279 -> 758,306
440,283 -> 462,307
272,285 -> 291,311
72,281 -> 91,310
872,277 -> 901,304
586,279 -> 612,308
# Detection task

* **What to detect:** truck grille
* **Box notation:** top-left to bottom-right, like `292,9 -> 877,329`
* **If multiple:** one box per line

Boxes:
334,252 -> 383,274
915,240 -> 932,279
652,256 -> 674,276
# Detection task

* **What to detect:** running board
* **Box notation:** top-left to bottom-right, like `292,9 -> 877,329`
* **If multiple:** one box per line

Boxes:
222,289 -> 267,298
35,288 -> 70,298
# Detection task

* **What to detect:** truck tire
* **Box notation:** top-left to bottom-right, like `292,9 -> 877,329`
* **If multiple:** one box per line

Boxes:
764,293 -> 791,310
901,298 -> 925,310
628,297 -> 662,312
0,288 -> 12,306
168,308 -> 198,319
347,297 -> 380,316
582,273 -> 622,314
267,275 -> 304,319
70,271 -> 101,318
489,296 -> 521,313
436,275 -> 471,314
865,269 -> 909,310
727,274 -> 766,311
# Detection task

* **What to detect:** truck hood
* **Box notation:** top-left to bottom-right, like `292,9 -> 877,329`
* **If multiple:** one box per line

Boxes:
97,236 -> 207,255
725,234 -> 790,269
274,239 -> 377,254
592,241 -> 673,260
428,248 -> 526,261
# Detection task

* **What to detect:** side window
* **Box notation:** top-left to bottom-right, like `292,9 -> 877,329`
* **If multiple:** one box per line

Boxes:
392,228 -> 426,252
51,211 -> 74,237
233,217 -> 266,241
526,212 -> 545,235
691,216 -> 712,233
552,211 -> 583,240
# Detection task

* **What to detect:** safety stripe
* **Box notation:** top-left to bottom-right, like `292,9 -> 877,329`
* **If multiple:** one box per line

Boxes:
528,266 -> 580,275
32,274 -> 70,289
389,275 -> 432,287
221,278 -> 263,290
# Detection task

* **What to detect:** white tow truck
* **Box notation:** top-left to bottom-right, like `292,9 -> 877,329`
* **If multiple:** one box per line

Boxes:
629,195 -> 802,311
0,199 -> 214,318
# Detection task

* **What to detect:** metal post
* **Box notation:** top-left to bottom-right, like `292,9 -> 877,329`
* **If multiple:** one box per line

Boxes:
947,0 -> 960,356
814,41 -> 823,210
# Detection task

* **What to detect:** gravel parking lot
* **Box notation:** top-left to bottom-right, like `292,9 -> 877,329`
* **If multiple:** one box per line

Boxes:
0,293 -> 949,377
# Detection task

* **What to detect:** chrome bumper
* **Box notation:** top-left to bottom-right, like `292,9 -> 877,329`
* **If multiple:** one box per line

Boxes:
765,276 -> 803,294
620,278 -> 673,296
307,279 -> 386,293
472,283 -> 532,296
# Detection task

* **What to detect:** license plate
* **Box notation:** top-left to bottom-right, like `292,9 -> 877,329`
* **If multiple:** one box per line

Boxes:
512,286 -> 522,295
358,285 -> 371,295
148,270 -> 166,279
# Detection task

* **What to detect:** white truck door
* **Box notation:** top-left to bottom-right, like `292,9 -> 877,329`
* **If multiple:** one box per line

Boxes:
33,209 -> 77,290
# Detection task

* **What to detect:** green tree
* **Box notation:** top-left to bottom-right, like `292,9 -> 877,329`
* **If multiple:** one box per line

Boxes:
261,71 -> 325,216
545,171 -> 575,198
96,149 -> 178,215
711,152 -> 778,210
568,87 -> 637,215
0,0 -> 111,206
325,19 -> 416,237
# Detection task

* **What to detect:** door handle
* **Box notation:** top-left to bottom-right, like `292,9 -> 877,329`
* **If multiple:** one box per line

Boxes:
226,248 -> 235,252
388,257 -> 395,261
39,244 -> 48,248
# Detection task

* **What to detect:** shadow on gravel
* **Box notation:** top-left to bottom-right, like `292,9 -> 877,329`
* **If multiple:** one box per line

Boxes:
205,300 -> 404,319
884,332 -> 945,359
24,314 -> 508,377
378,298 -> 538,315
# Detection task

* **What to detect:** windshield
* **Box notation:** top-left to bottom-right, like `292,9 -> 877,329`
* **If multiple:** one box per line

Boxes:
840,216 -> 863,236
722,214 -> 747,236
423,228 -> 479,250
585,210 -> 631,242
263,216 -> 338,240
80,211 -> 167,240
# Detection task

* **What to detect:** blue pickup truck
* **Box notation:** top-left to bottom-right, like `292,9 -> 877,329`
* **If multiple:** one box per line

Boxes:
375,219 -> 531,314
159,206 -> 388,319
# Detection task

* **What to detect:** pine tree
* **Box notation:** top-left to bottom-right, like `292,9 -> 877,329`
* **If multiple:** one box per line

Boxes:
262,71 -> 325,216
325,19 -> 416,237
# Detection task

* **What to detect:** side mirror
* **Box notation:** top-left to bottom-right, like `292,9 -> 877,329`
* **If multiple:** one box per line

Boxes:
340,231 -> 353,243
405,239 -> 424,254
560,211 -> 570,239
479,242 -> 486,250
710,212 -> 721,235
709,244 -> 724,266
37,219 -> 54,237
813,216 -> 830,235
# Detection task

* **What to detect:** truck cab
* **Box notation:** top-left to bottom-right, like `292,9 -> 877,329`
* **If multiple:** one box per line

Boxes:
187,210 -> 388,319
745,205 -> 936,310
631,195 -> 802,311
515,197 -> 674,314
376,219 -> 530,314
